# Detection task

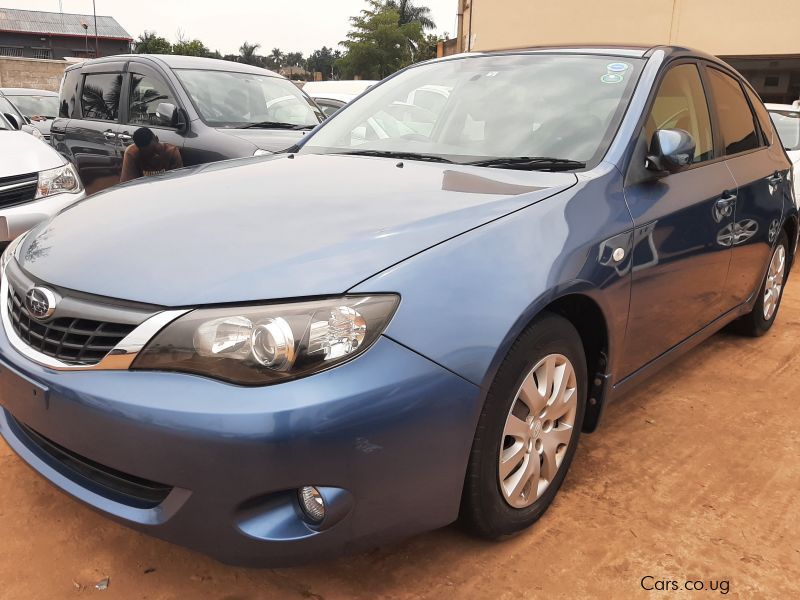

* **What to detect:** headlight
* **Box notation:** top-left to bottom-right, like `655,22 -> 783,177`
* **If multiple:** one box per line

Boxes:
133,295 -> 399,385
253,149 -> 271,156
35,163 -> 83,199
28,127 -> 44,141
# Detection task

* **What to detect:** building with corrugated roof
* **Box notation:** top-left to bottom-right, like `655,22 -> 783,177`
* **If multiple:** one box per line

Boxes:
0,7 -> 131,60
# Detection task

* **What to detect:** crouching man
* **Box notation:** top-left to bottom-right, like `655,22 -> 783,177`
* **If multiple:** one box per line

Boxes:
120,127 -> 183,183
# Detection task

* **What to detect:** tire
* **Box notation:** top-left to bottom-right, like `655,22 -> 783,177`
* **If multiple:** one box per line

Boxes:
462,312 -> 587,539
733,230 -> 789,337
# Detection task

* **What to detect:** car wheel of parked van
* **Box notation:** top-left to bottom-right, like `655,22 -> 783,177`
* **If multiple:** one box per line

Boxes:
462,312 -> 587,538
735,230 -> 789,337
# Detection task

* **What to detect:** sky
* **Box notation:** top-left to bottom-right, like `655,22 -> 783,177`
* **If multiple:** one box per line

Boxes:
11,0 -> 459,56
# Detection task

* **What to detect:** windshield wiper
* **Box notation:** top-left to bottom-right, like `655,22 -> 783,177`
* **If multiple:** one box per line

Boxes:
467,156 -> 586,171
239,121 -> 303,130
338,150 -> 454,163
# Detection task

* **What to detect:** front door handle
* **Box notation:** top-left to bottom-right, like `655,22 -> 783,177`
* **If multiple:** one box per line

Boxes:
102,130 -> 116,140
118,133 -> 133,144
767,171 -> 783,184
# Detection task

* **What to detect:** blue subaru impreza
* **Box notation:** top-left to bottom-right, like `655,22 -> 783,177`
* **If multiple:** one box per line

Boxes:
0,45 -> 795,566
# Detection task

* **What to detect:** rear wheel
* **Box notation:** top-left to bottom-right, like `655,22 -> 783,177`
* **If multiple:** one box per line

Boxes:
462,313 -> 586,538
734,231 -> 788,337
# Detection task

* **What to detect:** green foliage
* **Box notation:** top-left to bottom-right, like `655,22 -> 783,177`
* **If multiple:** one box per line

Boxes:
337,0 -> 426,80
385,0 -> 436,30
172,34 -> 210,57
238,42 -> 262,65
306,46 -> 343,80
134,31 -> 172,54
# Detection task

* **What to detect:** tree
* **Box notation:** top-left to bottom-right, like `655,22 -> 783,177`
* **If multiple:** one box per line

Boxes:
239,41 -> 261,65
266,48 -> 285,70
306,46 -> 342,80
172,32 -> 210,57
284,51 -> 304,67
385,0 -> 436,30
337,1 -> 426,79
134,31 -> 171,54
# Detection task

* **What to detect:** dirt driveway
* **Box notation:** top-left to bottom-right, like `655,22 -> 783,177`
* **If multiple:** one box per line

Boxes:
1,283 -> 799,599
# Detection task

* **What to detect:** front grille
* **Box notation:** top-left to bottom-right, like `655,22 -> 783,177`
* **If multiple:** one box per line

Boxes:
7,285 -> 135,365
0,172 -> 38,209
10,416 -> 173,509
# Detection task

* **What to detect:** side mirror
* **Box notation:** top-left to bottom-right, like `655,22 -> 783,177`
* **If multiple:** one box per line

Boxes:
646,129 -> 696,175
156,102 -> 188,132
3,112 -> 19,130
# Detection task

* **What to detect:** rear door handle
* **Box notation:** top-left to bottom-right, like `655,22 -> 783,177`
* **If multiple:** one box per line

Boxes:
715,192 -> 737,219
767,172 -> 783,184
118,133 -> 133,144
102,130 -> 116,139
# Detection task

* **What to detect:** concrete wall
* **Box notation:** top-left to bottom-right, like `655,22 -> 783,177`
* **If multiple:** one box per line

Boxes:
0,57 -> 67,91
459,0 -> 800,56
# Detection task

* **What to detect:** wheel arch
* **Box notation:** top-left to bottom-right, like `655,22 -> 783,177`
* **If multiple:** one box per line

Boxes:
782,213 -> 798,272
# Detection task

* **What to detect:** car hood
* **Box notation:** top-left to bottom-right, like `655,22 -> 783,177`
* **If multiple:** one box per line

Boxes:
215,127 -> 311,152
787,149 -> 800,164
0,130 -> 63,177
17,154 -> 576,306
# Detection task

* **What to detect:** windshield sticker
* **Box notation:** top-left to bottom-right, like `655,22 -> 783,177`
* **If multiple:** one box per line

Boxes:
601,73 -> 624,84
606,62 -> 631,73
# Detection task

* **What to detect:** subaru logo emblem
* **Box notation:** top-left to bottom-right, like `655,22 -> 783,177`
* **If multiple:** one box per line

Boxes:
25,286 -> 57,320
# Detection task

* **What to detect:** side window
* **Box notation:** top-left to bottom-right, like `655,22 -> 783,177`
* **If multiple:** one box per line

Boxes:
644,64 -> 714,163
128,72 -> 178,127
81,73 -> 123,121
706,68 -> 760,155
59,68 -> 81,118
744,86 -> 774,147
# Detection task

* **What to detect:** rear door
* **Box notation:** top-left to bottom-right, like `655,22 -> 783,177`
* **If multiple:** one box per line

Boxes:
620,61 -> 737,377
703,66 -> 790,307
118,61 -> 186,157
65,61 -> 126,195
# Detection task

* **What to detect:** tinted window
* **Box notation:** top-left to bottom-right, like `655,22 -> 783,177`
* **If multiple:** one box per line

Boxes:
707,68 -> 759,155
9,95 -> 58,119
128,72 -> 178,127
81,73 -> 123,121
744,87 -> 774,147
645,64 -> 714,163
59,68 -> 81,118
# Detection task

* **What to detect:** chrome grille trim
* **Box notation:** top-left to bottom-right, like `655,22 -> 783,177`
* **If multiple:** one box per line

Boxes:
0,271 -> 189,371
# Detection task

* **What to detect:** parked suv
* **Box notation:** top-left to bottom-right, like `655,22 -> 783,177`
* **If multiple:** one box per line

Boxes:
53,55 -> 324,194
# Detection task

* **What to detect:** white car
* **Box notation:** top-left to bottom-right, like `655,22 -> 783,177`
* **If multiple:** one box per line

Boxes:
303,80 -> 378,117
0,114 -> 85,244
766,103 -> 800,203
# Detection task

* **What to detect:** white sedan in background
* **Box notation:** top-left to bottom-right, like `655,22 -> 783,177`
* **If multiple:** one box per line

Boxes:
767,103 -> 800,203
303,80 -> 378,117
0,113 -> 85,245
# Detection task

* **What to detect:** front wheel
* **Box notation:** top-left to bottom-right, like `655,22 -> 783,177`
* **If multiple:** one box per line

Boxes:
461,312 -> 586,538
733,231 -> 789,337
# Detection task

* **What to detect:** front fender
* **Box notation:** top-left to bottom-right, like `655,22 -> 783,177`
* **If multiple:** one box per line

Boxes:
351,166 -> 634,391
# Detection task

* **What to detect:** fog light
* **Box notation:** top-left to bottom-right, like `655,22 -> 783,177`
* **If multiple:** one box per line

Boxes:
298,486 -> 325,523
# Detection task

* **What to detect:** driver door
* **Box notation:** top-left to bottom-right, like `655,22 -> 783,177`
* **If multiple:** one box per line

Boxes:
620,62 -> 736,377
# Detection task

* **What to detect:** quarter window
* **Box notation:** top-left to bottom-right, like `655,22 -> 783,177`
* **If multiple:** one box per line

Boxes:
128,72 -> 178,127
744,86 -> 774,147
81,73 -> 123,121
645,64 -> 714,163
706,68 -> 760,155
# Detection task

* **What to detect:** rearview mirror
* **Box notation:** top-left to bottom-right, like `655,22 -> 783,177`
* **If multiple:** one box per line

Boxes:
3,112 -> 19,130
646,129 -> 696,175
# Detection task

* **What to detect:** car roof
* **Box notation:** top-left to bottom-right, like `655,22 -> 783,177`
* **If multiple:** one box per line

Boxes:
430,44 -> 722,65
0,88 -> 58,96
766,102 -> 800,112
68,54 -> 285,78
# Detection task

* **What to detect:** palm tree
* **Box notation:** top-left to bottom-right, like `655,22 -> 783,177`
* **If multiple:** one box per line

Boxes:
239,41 -> 261,65
385,0 -> 436,30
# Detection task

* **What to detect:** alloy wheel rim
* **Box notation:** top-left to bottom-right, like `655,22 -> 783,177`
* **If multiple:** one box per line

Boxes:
763,245 -> 786,321
498,353 -> 578,509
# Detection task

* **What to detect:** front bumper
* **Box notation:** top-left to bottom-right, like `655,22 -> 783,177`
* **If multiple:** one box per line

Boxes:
0,328 -> 481,566
0,190 -> 86,242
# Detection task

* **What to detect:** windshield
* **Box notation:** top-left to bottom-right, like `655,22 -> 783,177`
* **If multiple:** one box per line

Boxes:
301,53 -> 643,167
8,95 -> 58,119
175,69 -> 322,128
769,110 -> 800,150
